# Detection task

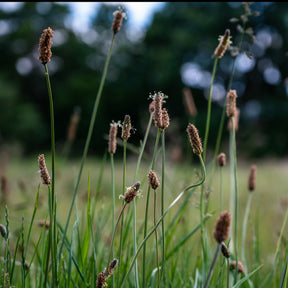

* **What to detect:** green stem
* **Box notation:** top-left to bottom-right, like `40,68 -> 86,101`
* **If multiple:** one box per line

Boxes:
231,118 -> 239,285
58,34 -> 116,264
44,63 -> 57,286
154,189 -> 160,288
203,56 -> 219,162
142,128 -> 161,288
121,154 -> 206,288
160,130 -> 165,284
241,192 -> 253,270
220,166 -> 223,212
203,243 -> 221,288
110,153 -> 115,288
116,140 -> 127,288
106,203 -> 127,277
227,258 -> 230,288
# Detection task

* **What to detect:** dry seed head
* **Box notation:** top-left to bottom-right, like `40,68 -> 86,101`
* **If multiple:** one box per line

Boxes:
107,259 -> 118,277
108,123 -> 118,154
248,165 -> 257,192
152,92 -> 164,128
227,108 -> 240,131
221,242 -> 230,258
226,90 -> 237,118
96,270 -> 107,288
0,224 -> 6,238
217,153 -> 226,167
0,175 -> 8,205
214,29 -> 232,58
112,8 -> 126,34
186,123 -> 203,155
38,154 -> 51,185
122,181 -> 141,204
214,210 -> 231,243
230,260 -> 245,274
160,108 -> 170,130
38,27 -> 54,65
183,87 -> 197,117
148,170 -> 160,190
121,115 -> 131,140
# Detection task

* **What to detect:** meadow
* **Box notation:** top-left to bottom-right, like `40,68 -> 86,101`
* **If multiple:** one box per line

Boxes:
0,3 -> 288,288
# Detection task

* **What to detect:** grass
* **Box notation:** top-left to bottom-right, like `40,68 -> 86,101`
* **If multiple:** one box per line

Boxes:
0,3 -> 288,287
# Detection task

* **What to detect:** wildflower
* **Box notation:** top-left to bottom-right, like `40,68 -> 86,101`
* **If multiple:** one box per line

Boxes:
214,29 -> 232,58
226,90 -> 237,118
96,270 -> 107,288
107,259 -> 118,277
108,123 -> 118,154
38,154 -> 51,185
213,210 -> 231,244
121,115 -> 131,141
186,123 -> 203,155
120,181 -> 141,204
112,8 -> 126,34
38,27 -> 54,65
38,220 -> 50,230
148,170 -> 160,190
152,92 -> 164,128
160,108 -> 170,130
217,153 -> 226,167
227,108 -> 240,131
230,260 -> 245,274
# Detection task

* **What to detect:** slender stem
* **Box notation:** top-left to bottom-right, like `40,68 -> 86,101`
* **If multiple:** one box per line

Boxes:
110,153 -> 115,288
121,154 -> 206,288
44,64 -> 57,285
58,34 -> 116,263
106,203 -> 127,276
142,128 -> 161,288
203,56 -> 219,162
203,243 -> 221,288
231,118 -> 239,284
241,192 -> 253,270
154,189 -> 160,288
116,139 -> 127,288
220,166 -> 223,212
200,181 -> 207,274
160,130 -> 165,284
227,258 -> 230,288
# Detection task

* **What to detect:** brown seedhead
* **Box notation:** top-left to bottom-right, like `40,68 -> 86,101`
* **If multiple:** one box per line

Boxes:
67,107 -> 81,142
96,270 -> 107,288
248,165 -> 257,191
217,153 -> 226,167
148,170 -> 160,190
186,123 -> 203,155
226,90 -> 237,118
38,220 -> 50,230
227,108 -> 240,131
160,108 -> 170,130
122,181 -> 141,204
112,8 -> 126,34
38,27 -> 54,65
230,260 -> 245,274
121,115 -> 131,141
149,101 -> 155,113
214,29 -> 232,59
221,242 -> 230,258
214,210 -> 231,243
38,154 -> 51,185
183,87 -> 197,117
107,258 -> 118,277
108,123 -> 118,154
153,92 -> 164,128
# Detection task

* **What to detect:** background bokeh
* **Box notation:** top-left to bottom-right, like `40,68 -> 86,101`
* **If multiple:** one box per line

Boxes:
0,2 -> 288,160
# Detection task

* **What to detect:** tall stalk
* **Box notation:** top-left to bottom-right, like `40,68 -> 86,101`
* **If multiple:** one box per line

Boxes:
44,63 -> 57,286
58,33 -> 116,264
110,152 -> 115,288
142,128 -> 161,288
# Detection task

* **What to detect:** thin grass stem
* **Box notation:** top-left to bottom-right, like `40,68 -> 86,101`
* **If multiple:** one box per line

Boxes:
241,192 -> 253,270
154,189 -> 160,288
110,152 -> 115,288
142,128 -> 161,288
58,33 -> 116,264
